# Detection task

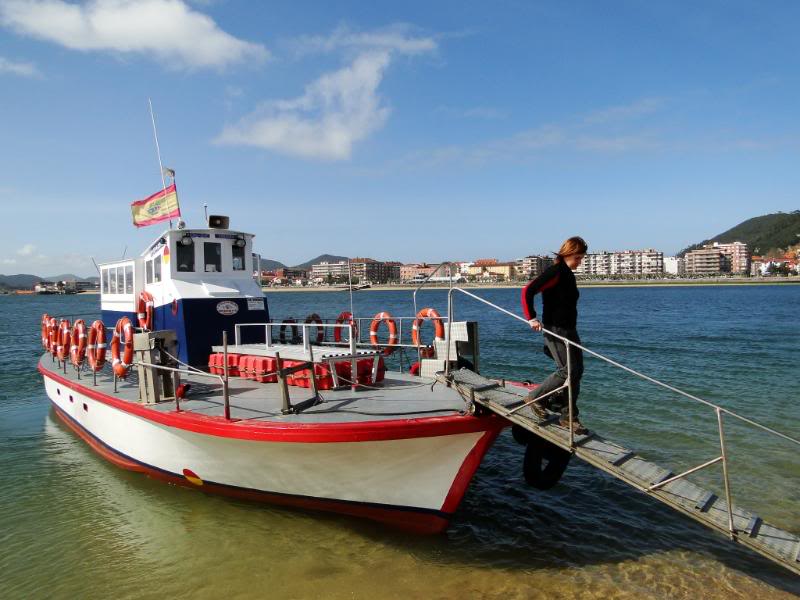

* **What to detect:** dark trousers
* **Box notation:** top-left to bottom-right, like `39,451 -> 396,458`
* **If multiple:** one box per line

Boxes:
531,326 -> 584,419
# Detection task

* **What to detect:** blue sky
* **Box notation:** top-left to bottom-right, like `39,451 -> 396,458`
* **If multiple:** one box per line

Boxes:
1,0 -> 798,276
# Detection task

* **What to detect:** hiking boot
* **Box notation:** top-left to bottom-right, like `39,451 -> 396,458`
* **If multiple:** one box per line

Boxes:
529,399 -> 549,419
559,418 -> 589,435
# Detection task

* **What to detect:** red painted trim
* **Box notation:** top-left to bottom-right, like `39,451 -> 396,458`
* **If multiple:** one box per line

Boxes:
40,364 -> 507,444
51,403 -> 453,534
440,428 -> 502,513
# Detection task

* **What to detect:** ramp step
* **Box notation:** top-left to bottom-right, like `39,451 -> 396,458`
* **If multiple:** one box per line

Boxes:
610,451 -> 635,466
695,491 -> 717,512
744,515 -> 762,537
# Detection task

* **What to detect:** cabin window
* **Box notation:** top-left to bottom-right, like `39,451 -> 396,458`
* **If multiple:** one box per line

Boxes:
204,242 -> 222,273
101,269 -> 109,294
110,268 -> 118,294
146,260 -> 153,284
232,244 -> 245,271
125,265 -> 133,294
177,242 -> 194,272
154,257 -> 162,282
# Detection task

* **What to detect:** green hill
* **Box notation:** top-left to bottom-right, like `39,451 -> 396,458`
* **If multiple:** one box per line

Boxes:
678,211 -> 800,257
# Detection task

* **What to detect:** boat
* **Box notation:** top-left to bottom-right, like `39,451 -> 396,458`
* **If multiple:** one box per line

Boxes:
36,211 -> 800,575
38,215 -> 506,533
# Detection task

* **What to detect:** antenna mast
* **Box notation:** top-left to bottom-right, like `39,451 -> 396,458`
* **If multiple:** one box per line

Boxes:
148,98 -> 172,229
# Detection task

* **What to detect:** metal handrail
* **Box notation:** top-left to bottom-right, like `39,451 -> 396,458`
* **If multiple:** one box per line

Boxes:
412,261 -> 457,318
444,285 -> 800,538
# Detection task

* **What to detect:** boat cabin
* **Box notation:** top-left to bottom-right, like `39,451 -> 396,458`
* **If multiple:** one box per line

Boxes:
98,218 -> 269,366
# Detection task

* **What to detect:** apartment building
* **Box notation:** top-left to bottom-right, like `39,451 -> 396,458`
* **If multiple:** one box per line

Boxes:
684,247 -> 725,275
400,263 -> 440,282
516,255 -> 554,279
575,249 -> 664,276
713,242 -> 750,274
310,261 -> 350,280
467,261 -> 517,280
350,258 -> 401,283
663,256 -> 685,275
684,241 -> 750,275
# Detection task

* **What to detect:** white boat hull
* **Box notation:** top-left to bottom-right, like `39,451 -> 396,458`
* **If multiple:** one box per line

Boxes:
42,368 -> 503,532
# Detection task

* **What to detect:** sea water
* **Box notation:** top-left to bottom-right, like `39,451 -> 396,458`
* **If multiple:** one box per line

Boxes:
1,286 -> 798,599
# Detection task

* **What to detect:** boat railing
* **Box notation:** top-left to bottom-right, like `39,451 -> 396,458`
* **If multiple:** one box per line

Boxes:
444,285 -> 800,540
411,261 -> 458,317
237,316 -> 450,358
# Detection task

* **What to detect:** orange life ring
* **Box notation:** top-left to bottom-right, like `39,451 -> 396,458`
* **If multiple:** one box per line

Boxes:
369,311 -> 398,356
137,291 -> 155,331
305,313 -> 324,344
86,320 -> 107,372
411,307 -> 445,349
48,317 -> 59,356
111,317 -> 134,378
41,313 -> 50,349
279,318 -> 299,344
70,319 -> 88,367
57,319 -> 72,362
334,311 -> 358,344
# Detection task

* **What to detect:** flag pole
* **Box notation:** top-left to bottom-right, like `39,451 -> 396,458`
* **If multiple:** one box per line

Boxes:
148,98 -> 171,229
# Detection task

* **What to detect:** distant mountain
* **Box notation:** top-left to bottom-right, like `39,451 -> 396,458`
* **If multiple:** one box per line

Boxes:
0,273 -> 98,290
45,274 -> 98,282
292,254 -> 349,271
255,259 -> 287,271
0,274 -> 43,289
678,211 -> 800,257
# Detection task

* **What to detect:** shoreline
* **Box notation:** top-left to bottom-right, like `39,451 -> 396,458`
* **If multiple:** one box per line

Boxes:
262,277 -> 800,292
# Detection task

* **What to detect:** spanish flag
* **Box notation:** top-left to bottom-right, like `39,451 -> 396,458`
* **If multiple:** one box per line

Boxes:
131,183 -> 181,228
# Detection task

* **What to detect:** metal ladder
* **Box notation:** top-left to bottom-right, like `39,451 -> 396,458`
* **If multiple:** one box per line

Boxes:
440,287 -> 800,577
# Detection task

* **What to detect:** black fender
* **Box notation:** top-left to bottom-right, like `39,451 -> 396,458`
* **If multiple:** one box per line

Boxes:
523,435 -> 572,490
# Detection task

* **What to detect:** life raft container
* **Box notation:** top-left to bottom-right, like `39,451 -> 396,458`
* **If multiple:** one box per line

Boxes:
86,320 -> 107,372
411,307 -> 445,355
137,290 -> 155,331
57,319 -> 71,362
70,319 -> 88,367
305,313 -> 325,344
333,311 -> 358,344
110,317 -> 134,378
369,311 -> 398,356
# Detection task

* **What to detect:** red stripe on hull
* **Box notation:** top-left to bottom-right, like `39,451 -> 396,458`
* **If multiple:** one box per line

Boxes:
50,403 -> 492,534
40,364 -> 507,443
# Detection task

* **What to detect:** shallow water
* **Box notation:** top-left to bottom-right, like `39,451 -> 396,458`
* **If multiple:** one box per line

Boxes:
1,287 -> 798,598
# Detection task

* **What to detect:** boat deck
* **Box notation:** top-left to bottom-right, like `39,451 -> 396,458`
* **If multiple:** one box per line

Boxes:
39,355 -> 467,424
448,368 -> 800,577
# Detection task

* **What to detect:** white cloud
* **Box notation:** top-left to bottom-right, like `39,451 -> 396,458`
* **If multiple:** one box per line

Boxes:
289,23 -> 436,58
0,0 -> 268,70
0,55 -> 40,77
1,257 -> 17,265
218,27 -> 437,161
17,243 -> 36,256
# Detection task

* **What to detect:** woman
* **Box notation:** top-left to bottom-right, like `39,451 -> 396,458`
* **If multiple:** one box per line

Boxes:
521,236 -> 588,435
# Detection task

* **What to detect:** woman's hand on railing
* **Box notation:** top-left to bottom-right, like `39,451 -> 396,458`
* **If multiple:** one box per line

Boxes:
528,318 -> 542,332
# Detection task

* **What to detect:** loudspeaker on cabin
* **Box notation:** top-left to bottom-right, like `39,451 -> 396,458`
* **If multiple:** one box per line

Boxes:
208,215 -> 230,229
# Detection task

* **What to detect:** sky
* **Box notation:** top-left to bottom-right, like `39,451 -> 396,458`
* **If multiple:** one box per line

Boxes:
1,0 -> 799,276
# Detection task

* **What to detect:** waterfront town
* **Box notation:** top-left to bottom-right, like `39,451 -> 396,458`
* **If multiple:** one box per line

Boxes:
7,240 -> 799,295
260,241 -> 800,287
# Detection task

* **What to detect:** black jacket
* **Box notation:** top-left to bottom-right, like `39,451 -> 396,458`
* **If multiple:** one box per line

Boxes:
521,260 -> 579,329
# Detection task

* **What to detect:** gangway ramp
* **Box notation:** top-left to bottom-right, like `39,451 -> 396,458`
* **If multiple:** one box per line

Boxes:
447,368 -> 800,577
